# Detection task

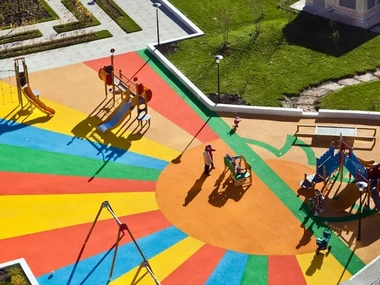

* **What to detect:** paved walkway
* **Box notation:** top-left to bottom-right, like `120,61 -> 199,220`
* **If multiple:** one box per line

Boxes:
0,0 -> 188,77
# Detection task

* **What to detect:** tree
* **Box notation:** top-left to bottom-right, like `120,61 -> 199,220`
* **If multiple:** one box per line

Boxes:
251,0 -> 264,35
219,8 -> 232,49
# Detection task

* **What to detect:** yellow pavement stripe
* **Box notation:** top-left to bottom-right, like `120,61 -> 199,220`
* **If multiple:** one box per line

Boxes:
0,90 -> 179,161
0,192 -> 158,240
110,236 -> 204,285
0,81 -> 18,105
296,252 -> 352,285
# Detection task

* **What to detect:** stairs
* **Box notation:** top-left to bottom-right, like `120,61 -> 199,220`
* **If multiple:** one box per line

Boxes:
341,255 -> 380,285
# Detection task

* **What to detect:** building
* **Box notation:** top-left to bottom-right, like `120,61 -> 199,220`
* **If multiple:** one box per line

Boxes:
299,0 -> 380,28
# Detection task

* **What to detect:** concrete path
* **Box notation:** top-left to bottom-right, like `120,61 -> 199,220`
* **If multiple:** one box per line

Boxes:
0,0 -> 189,77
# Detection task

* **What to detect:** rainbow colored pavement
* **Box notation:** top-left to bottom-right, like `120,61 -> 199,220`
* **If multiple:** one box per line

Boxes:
0,49 -> 366,285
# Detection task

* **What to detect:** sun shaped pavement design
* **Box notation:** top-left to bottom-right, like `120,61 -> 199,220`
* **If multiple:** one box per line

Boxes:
0,51 -> 365,285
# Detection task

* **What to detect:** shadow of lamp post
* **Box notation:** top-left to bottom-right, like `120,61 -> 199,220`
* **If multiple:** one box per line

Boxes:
152,3 -> 162,49
214,55 -> 223,104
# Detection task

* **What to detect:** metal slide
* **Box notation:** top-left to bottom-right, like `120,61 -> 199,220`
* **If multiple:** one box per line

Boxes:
22,86 -> 55,116
97,101 -> 132,133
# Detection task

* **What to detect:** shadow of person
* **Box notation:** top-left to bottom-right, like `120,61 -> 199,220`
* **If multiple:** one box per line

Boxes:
296,224 -> 314,249
306,253 -> 325,276
183,173 -> 209,206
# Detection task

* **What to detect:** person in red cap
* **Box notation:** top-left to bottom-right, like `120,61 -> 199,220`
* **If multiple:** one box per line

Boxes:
206,145 -> 216,169
234,115 -> 241,128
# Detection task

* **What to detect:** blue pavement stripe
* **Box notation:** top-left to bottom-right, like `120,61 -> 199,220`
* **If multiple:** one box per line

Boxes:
205,251 -> 249,285
0,120 -> 168,170
37,226 -> 188,285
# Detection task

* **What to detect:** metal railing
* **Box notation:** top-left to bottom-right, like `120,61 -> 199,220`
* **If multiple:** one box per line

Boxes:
371,276 -> 380,285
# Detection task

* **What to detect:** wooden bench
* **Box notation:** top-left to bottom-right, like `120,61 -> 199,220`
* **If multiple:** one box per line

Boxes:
295,124 -> 377,141
137,113 -> 151,127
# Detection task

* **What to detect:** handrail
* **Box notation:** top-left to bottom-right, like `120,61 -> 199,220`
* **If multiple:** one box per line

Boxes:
370,276 -> 380,285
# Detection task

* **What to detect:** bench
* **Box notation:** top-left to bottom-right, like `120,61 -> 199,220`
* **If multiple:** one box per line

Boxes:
295,124 -> 377,141
137,113 -> 151,127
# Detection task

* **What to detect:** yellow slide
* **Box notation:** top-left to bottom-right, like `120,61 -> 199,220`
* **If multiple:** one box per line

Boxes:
22,86 -> 55,116
331,184 -> 361,213
358,157 -> 376,168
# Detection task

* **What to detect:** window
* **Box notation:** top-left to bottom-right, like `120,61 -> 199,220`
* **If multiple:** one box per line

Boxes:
368,0 -> 376,9
339,0 -> 356,9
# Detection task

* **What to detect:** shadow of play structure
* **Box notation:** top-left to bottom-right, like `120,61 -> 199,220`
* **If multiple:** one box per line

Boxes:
14,58 -> 55,116
97,49 -> 152,133
301,135 -> 380,213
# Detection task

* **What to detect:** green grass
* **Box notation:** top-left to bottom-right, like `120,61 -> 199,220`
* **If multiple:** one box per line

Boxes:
95,0 -> 142,33
0,30 -> 42,45
53,0 -> 100,33
0,264 -> 31,285
0,0 -> 58,29
0,30 -> 112,60
319,80 -> 380,111
39,0 -> 60,22
166,0 -> 380,108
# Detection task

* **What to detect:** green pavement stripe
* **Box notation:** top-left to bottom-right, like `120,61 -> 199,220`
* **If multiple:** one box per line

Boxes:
241,255 -> 268,285
138,49 -> 365,275
243,135 -> 316,166
0,143 -> 160,181
294,137 -> 316,166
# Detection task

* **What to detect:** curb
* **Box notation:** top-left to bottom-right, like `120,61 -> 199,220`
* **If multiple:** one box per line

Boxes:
149,0 -> 380,121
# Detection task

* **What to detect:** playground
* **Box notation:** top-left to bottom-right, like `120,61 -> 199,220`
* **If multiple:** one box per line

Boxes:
1,50 -> 380,285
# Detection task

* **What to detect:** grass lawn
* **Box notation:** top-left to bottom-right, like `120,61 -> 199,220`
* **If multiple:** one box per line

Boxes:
166,0 -> 380,107
0,0 -> 58,28
319,80 -> 380,111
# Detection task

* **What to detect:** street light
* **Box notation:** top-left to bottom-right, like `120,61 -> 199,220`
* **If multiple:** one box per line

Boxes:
152,3 -> 161,48
356,181 -> 367,241
214,55 -> 223,104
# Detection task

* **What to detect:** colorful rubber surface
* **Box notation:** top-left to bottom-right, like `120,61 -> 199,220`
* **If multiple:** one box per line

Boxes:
0,50 -> 369,285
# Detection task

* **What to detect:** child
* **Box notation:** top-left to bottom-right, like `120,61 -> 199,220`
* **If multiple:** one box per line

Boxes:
314,189 -> 324,216
203,149 -> 212,176
206,145 -> 216,169
234,115 -> 241,128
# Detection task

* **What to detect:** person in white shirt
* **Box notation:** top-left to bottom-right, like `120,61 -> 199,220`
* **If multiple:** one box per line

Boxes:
203,149 -> 212,176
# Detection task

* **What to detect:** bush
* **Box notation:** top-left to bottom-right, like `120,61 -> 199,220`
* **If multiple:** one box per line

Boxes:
53,0 -> 101,33
0,30 -> 113,59
0,30 -> 42,45
95,0 -> 142,33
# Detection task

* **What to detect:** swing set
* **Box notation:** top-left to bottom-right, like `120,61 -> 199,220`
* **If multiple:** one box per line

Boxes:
84,201 -> 161,284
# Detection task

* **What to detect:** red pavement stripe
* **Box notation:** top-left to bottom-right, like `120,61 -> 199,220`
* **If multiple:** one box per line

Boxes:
162,244 -> 226,285
0,171 -> 155,195
84,52 -> 219,143
0,210 -> 171,276
268,255 -> 306,285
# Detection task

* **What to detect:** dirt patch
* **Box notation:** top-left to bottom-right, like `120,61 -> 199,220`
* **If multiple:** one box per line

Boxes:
0,0 -> 51,27
206,93 -> 250,105
282,69 -> 380,111
96,0 -> 123,18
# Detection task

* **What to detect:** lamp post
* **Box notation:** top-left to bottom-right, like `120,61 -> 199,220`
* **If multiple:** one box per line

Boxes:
356,181 -> 367,241
152,3 -> 161,48
214,55 -> 223,104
